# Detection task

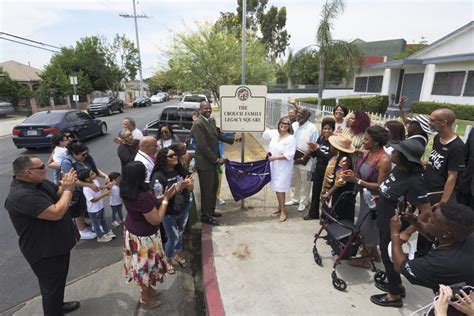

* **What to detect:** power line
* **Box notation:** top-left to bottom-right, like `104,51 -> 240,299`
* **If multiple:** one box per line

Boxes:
0,37 -> 60,53
0,32 -> 61,49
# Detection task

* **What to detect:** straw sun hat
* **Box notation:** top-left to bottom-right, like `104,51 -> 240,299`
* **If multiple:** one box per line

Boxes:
328,134 -> 356,153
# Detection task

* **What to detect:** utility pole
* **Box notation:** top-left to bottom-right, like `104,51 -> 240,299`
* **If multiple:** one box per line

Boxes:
119,0 -> 149,98
240,0 -> 247,210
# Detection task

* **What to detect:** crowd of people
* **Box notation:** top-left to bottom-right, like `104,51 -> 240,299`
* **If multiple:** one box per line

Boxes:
4,97 -> 474,314
264,99 -> 474,314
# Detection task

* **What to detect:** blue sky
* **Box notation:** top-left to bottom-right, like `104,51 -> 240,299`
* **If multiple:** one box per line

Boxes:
1,0 -> 472,78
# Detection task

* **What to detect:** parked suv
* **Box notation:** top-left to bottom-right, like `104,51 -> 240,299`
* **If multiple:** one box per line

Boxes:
87,96 -> 124,116
143,104 -> 197,155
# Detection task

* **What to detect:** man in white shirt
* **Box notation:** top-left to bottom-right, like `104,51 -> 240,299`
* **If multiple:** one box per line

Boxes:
287,107 -> 318,212
123,117 -> 144,140
134,136 -> 158,184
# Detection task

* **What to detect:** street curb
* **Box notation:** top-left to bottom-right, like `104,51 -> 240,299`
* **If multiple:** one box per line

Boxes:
201,224 -> 225,316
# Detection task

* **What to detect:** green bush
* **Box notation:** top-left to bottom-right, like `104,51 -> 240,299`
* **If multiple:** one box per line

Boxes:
338,95 -> 389,114
412,101 -> 474,121
295,97 -> 337,106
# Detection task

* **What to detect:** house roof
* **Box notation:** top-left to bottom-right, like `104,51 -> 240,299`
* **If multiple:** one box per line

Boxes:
368,59 -> 423,69
0,60 -> 42,82
408,21 -> 474,59
125,80 -> 149,90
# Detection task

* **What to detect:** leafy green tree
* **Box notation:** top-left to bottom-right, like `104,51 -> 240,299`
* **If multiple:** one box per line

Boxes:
316,0 -> 363,105
0,67 -> 32,108
102,34 -> 140,96
216,0 -> 290,59
165,23 -> 275,103
148,71 -> 176,93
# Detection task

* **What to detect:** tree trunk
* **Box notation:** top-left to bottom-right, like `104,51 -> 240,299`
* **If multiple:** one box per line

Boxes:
318,55 -> 325,106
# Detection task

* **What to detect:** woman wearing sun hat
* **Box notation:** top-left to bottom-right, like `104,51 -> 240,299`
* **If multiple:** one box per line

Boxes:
320,134 -> 357,222
370,138 -> 432,308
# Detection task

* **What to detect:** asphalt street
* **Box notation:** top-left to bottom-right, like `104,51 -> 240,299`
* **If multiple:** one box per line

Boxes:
0,101 -> 176,312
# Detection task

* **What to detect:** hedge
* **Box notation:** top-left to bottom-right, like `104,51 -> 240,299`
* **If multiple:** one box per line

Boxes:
295,97 -> 337,107
338,95 -> 389,114
412,101 -> 474,121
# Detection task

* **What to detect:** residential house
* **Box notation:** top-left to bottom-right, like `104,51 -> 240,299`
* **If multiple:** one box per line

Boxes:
351,21 -> 474,109
0,60 -> 42,91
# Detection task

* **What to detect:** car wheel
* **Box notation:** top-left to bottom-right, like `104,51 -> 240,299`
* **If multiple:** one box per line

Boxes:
107,107 -> 113,116
100,123 -> 108,135
119,106 -> 124,113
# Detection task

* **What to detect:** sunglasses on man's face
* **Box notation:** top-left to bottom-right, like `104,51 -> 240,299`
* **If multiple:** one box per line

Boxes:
78,152 -> 88,157
167,153 -> 177,158
28,164 -> 46,171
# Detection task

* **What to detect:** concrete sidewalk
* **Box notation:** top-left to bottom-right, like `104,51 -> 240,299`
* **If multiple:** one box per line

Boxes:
202,132 -> 434,315
0,116 -> 26,137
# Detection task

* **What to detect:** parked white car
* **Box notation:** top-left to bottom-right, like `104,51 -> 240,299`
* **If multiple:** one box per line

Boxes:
150,94 -> 165,103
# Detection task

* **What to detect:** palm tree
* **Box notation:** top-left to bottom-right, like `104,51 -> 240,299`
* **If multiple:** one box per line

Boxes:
316,0 -> 363,105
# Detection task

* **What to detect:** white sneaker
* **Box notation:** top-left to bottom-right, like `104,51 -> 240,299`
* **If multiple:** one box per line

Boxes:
105,230 -> 116,238
297,203 -> 306,212
111,220 -> 121,227
285,200 -> 298,206
216,198 -> 226,206
97,235 -> 112,243
80,230 -> 97,240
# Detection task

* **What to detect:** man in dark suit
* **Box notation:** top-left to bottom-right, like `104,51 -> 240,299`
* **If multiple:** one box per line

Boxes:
191,101 -> 240,225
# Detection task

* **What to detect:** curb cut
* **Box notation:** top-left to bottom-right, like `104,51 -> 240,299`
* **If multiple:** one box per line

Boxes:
201,224 -> 225,316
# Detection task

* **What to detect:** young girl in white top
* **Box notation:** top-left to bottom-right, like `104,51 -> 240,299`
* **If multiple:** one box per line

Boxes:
50,133 -> 69,183
109,172 -> 124,227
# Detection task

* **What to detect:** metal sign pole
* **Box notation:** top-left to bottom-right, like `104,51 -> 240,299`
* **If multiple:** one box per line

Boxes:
240,0 -> 246,210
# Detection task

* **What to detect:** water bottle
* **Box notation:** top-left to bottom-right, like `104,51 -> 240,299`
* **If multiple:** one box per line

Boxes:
189,158 -> 195,172
154,179 -> 163,198
363,188 -> 376,209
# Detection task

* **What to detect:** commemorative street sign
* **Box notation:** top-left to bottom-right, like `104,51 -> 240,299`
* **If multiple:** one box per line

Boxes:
220,85 -> 267,132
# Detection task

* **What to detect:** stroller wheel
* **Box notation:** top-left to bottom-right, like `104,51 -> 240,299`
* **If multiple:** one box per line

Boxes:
312,245 -> 318,255
313,253 -> 322,266
374,271 -> 387,284
332,278 -> 347,291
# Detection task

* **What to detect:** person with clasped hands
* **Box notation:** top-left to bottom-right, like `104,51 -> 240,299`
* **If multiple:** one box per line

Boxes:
390,201 -> 474,316
5,156 -> 81,315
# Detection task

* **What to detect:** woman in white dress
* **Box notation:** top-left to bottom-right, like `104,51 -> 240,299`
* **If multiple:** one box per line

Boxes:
263,117 -> 297,222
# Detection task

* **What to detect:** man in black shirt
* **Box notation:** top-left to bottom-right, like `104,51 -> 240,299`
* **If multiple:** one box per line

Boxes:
4,156 -> 80,315
390,201 -> 474,316
419,109 -> 465,256
457,128 -> 474,210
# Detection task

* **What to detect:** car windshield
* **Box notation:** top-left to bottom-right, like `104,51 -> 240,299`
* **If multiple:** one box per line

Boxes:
184,96 -> 206,102
92,97 -> 110,103
135,97 -> 144,101
24,112 -> 65,124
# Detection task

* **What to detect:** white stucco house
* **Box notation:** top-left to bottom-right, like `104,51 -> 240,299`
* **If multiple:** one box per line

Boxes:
352,21 -> 474,109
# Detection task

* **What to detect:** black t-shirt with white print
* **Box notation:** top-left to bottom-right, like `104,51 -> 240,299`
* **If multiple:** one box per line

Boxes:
423,134 -> 465,192
376,167 -> 429,232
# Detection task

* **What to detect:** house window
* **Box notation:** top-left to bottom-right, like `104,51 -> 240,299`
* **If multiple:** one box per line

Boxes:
431,71 -> 465,96
463,71 -> 474,97
354,77 -> 368,92
354,76 -> 383,93
367,76 -> 383,93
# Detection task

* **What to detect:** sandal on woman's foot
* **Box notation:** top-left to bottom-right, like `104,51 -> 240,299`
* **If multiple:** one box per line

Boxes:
174,256 -> 187,268
139,297 -> 161,309
165,263 -> 175,274
279,214 -> 287,222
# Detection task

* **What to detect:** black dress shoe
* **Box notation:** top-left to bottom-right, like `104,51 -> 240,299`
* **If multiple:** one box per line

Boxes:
370,293 -> 403,308
212,212 -> 222,217
375,281 -> 406,298
201,217 -> 219,226
303,215 -> 317,221
63,301 -> 80,313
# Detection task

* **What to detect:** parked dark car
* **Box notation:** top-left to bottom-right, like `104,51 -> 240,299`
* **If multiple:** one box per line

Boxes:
143,104 -> 197,155
87,96 -> 124,116
132,96 -> 152,107
12,110 -> 108,149
0,101 -> 15,116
